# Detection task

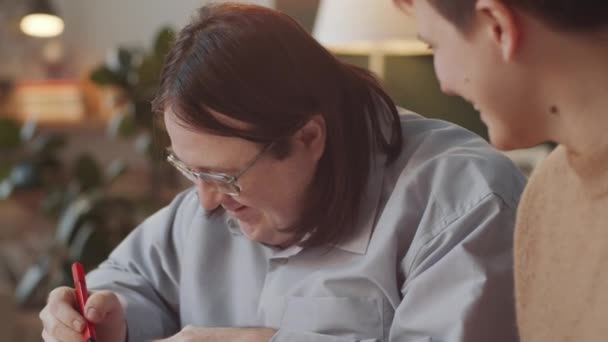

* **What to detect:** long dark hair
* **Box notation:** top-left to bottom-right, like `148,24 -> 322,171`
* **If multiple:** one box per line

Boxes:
152,3 -> 402,247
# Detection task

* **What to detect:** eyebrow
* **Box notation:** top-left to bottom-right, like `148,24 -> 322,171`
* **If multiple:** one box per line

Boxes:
166,147 -> 240,174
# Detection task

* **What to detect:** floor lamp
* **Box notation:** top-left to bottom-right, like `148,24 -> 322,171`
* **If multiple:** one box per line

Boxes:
313,0 -> 430,80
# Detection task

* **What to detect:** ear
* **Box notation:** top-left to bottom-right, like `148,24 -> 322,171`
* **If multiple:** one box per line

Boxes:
293,115 -> 326,162
475,0 -> 521,61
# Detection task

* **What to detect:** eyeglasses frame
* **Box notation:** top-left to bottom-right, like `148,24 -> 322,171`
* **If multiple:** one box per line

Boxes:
166,142 -> 274,196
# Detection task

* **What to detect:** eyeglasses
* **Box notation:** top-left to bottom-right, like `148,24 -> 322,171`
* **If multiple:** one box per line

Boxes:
166,142 -> 274,196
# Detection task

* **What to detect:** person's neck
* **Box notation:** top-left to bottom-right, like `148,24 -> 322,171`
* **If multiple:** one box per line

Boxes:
538,32 -> 608,183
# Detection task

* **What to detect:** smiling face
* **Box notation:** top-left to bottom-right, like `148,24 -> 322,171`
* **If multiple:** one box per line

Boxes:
407,0 -> 551,150
163,110 -> 325,247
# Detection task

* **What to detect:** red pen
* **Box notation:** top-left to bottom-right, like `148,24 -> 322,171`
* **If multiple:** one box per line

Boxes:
72,262 -> 97,342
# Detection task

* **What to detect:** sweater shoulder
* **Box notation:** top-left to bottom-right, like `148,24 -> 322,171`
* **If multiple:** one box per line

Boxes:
519,145 -> 568,207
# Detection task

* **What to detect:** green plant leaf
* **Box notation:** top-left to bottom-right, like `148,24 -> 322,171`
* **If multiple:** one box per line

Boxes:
116,47 -> 134,73
137,55 -> 163,88
9,161 -> 41,189
105,159 -> 128,185
72,154 -> 103,191
107,112 -> 137,138
32,134 -> 67,156
0,118 -> 21,148
90,65 -> 127,88
154,27 -> 176,57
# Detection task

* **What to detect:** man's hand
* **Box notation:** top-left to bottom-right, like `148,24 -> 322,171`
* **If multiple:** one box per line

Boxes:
40,287 -> 127,342
150,326 -> 276,342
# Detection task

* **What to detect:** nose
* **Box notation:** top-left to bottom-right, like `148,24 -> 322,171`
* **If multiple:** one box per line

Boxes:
195,181 -> 225,211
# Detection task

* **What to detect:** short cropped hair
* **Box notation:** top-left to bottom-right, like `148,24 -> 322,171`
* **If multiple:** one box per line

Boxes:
395,0 -> 608,32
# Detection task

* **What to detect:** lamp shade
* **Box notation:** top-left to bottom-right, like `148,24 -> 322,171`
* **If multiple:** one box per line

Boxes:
313,0 -> 428,55
20,0 -> 64,38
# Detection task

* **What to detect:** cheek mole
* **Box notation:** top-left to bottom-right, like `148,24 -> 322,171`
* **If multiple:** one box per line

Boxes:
550,105 -> 559,115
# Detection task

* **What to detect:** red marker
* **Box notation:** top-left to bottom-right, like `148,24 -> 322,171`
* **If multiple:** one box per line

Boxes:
72,262 -> 97,342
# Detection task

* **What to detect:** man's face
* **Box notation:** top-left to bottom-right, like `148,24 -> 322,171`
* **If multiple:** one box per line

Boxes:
164,110 -> 320,247
407,0 -> 548,150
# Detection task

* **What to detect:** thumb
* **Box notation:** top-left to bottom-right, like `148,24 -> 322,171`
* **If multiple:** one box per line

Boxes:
84,290 -> 123,324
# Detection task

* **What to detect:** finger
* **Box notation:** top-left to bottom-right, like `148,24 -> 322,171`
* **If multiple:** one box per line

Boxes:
41,329 -> 59,342
40,312 -> 85,342
41,287 -> 87,333
84,290 -> 122,323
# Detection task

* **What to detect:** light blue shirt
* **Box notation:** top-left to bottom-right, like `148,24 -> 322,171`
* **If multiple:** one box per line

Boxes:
88,111 -> 526,341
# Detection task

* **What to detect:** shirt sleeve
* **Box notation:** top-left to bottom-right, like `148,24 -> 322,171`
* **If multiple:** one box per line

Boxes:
86,190 -> 197,342
388,192 -> 519,342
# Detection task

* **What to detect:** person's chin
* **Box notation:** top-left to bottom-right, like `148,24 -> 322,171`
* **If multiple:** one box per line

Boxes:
477,107 -> 489,125
235,217 -> 260,236
477,111 -> 511,149
488,126 -> 528,151
236,215 -> 267,238
239,222 -> 278,246
239,222 -> 258,239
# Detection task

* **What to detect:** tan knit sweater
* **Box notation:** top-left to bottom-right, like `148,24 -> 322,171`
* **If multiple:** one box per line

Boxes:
515,145 -> 608,342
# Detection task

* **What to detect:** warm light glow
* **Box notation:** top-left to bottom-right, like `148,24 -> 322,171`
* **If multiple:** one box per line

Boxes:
326,40 -> 432,56
20,13 -> 64,37
313,0 -> 424,55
